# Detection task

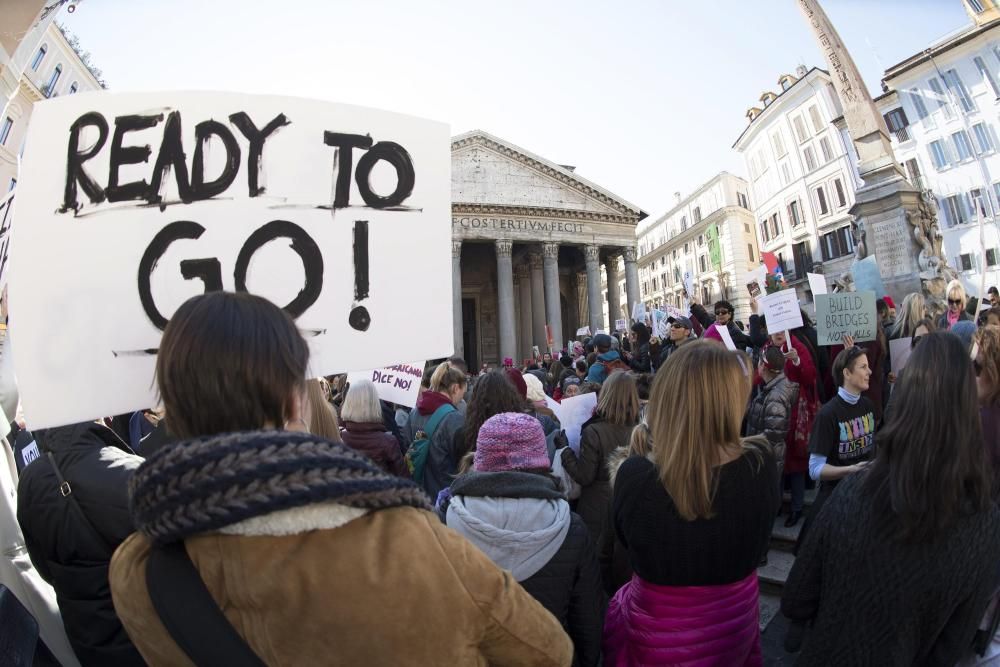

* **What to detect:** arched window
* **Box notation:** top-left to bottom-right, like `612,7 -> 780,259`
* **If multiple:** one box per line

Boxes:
69,82 -> 78,94
45,64 -> 62,97
30,45 -> 47,71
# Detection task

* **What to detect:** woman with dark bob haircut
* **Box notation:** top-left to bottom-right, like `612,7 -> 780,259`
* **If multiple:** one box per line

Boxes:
108,292 -> 572,666
782,332 -> 1000,665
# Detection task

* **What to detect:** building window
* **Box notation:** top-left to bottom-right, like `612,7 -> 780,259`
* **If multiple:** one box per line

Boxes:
909,89 -> 936,130
693,206 -> 702,223
661,272 -> 667,287
683,242 -> 690,254
973,122 -> 995,154
69,82 -> 78,94
0,117 -> 12,146
953,130 -> 974,161
815,186 -> 829,215
803,146 -> 817,171
697,234 -> 704,246
44,64 -> 62,98
30,45 -> 46,71
819,136 -> 833,163
808,105 -> 824,134
958,253 -> 975,271
748,243 -> 755,263
673,266 -> 681,282
781,162 -> 792,185
904,158 -> 923,188
993,182 -> 1000,210
699,255 -> 707,272
971,188 -> 988,219
6,178 -> 15,192
975,56 -> 1000,99
737,192 -> 749,208
788,199 -> 803,227
793,241 -> 813,277
833,178 -> 847,207
928,77 -> 955,119
820,226 -> 855,261
769,212 -> 782,238
772,132 -> 787,157
672,248 -> 678,259
884,107 -> 910,142
945,69 -> 976,113
652,277 -> 658,291
701,285 -> 711,304
929,140 -> 950,169
968,0 -> 986,13
941,193 -> 971,227
988,248 -> 999,267
759,220 -> 770,243
680,216 -> 687,231
793,116 -> 808,143
744,223 -> 751,233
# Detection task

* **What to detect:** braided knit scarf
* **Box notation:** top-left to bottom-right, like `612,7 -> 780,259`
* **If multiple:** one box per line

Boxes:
129,430 -> 431,545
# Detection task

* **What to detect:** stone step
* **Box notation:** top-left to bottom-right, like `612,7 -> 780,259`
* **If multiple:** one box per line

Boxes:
769,513 -> 804,550
780,486 -> 818,511
757,549 -> 795,596
759,592 -> 781,632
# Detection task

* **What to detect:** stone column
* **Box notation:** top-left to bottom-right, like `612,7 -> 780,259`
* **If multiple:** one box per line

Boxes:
516,263 -> 533,363
452,240 -> 464,359
623,246 -> 640,323
529,250 -> 546,352
585,245 -> 603,334
496,239 -> 516,364
606,255 -> 621,333
542,242 -> 564,353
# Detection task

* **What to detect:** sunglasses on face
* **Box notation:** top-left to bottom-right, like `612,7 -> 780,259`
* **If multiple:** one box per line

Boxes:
715,310 -> 730,316
670,323 -> 687,330
949,299 -> 963,306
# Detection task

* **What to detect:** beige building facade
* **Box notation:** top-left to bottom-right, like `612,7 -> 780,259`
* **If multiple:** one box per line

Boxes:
451,131 -> 644,367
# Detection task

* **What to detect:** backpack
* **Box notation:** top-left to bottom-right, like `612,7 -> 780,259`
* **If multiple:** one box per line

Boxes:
405,404 -> 455,484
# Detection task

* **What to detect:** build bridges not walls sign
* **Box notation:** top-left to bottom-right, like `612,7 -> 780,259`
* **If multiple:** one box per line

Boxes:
10,91 -> 452,429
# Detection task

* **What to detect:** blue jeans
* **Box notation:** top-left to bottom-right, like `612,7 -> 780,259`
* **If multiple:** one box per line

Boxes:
787,472 -> 805,512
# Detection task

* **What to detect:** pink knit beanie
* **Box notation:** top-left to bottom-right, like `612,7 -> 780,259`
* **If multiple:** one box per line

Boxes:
474,413 -> 550,472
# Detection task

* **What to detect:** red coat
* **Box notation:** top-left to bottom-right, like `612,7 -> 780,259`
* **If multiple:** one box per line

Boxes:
763,336 -> 818,474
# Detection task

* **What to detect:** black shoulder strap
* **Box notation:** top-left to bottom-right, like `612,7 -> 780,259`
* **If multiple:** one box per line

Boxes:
46,451 -> 115,553
147,542 -> 266,667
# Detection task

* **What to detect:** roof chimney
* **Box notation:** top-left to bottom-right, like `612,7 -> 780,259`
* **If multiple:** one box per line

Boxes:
795,64 -> 808,78
674,192 -> 682,204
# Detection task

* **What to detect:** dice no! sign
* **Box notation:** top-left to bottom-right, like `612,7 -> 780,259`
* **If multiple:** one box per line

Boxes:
10,92 -> 452,429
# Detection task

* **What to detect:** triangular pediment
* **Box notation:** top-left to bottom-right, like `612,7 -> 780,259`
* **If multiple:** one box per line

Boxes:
451,131 -> 644,220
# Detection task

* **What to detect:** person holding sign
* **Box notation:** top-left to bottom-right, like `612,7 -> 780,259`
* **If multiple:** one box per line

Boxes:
783,333 -> 999,666
761,330 -> 818,528
109,292 -> 572,667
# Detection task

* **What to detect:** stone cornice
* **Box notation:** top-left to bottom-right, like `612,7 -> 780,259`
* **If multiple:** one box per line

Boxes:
452,202 -> 637,226
451,132 -> 645,221
639,206 -> 753,266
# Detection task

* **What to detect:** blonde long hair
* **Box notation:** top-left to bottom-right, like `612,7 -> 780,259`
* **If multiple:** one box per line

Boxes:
890,293 -> 927,340
306,378 -> 341,441
647,341 -> 755,521
596,371 -> 640,425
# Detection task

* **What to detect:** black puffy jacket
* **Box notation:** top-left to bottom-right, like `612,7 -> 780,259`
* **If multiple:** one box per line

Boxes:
17,422 -> 145,666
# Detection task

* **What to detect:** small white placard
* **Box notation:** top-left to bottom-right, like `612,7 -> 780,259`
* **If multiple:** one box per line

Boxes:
347,361 -> 425,408
758,289 -> 804,333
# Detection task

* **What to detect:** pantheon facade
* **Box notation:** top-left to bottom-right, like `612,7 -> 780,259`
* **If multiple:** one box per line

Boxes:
451,131 -> 646,368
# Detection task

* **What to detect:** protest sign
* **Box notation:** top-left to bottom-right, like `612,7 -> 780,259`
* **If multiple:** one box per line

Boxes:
10,92 -> 451,428
807,272 -> 827,297
706,224 -> 722,271
746,265 -> 767,299
717,324 -> 737,351
664,304 -> 688,322
758,289 -> 803,333
576,326 -> 592,337
853,256 -> 887,297
651,309 -> 669,339
0,191 -> 13,292
615,318 -> 626,332
814,291 -> 877,345
551,392 -> 597,454
347,361 -> 424,408
889,337 -> 912,376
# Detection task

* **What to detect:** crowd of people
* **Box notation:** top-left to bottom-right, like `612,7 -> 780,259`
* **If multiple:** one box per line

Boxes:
2,278 -> 1000,665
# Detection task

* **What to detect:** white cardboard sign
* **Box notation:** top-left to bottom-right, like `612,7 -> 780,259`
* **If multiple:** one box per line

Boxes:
10,92 -> 451,428
758,289 -> 804,333
347,361 -> 425,409
807,272 -> 827,297
545,392 -> 597,454
576,326 -> 592,337
0,191 -> 13,292
717,325 -> 738,351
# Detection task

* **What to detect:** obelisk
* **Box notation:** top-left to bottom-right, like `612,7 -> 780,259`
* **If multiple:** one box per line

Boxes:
796,0 -> 956,303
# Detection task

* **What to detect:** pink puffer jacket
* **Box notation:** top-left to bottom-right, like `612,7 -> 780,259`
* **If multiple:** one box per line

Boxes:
602,572 -> 762,666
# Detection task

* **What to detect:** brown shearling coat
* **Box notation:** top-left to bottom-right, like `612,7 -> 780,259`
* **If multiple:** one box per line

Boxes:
110,505 -> 572,666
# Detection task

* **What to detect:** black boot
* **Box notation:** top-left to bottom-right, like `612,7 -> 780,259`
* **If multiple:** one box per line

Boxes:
784,619 -> 807,653
784,510 -> 802,528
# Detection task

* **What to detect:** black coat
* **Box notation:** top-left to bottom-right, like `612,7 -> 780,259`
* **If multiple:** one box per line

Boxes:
520,513 -> 606,667
17,422 -> 145,667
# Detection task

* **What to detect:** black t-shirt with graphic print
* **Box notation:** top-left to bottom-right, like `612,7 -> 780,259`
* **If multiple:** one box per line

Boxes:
809,395 -> 876,486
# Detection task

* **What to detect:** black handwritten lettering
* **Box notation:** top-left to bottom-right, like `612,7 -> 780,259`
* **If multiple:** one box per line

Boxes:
137,220 -> 210,330
355,141 -> 414,209
323,132 -> 372,208
147,111 -> 193,207
229,112 -> 290,197
106,113 -> 161,203
191,120 -> 241,199
234,219 -> 323,319
62,112 -> 109,212
350,220 -> 371,331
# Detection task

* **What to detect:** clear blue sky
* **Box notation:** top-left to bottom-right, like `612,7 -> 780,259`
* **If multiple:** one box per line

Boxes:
59,0 -> 969,216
